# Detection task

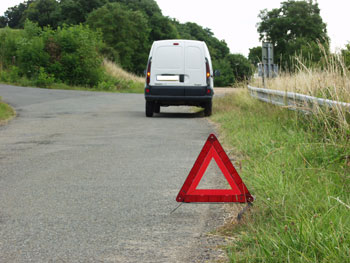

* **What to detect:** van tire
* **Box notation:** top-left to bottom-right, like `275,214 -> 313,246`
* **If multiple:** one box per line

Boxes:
146,101 -> 154,117
154,104 -> 160,113
204,101 -> 212,116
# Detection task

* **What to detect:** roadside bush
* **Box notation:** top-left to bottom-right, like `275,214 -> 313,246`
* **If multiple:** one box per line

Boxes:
35,67 -> 55,87
0,20 -> 104,87
213,58 -> 235,86
0,27 -> 23,68
96,80 -> 115,91
42,24 -> 104,86
0,66 -> 20,83
16,34 -> 50,76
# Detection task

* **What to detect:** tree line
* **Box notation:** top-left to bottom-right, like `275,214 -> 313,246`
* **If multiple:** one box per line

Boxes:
1,0 -> 349,88
248,0 -> 350,71
0,0 -> 252,87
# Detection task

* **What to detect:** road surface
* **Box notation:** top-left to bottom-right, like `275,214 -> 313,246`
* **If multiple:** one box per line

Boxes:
0,84 -> 229,262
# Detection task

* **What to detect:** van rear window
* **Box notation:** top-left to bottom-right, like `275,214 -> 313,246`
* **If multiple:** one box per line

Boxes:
154,46 -> 182,69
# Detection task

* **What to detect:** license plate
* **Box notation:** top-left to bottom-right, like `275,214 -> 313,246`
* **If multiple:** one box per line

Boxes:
156,75 -> 179,81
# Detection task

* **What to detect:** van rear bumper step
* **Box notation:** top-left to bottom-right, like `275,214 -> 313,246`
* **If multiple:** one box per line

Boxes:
145,95 -> 212,102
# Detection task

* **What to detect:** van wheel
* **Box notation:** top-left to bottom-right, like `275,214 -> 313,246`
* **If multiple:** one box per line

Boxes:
204,101 -> 212,116
146,101 -> 154,117
154,104 -> 160,113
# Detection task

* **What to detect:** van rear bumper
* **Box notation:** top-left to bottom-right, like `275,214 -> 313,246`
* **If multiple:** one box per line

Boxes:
144,85 -> 213,106
145,95 -> 212,105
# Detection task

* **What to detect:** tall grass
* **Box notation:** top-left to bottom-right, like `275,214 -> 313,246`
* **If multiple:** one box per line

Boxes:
251,45 -> 350,142
251,45 -> 350,102
211,91 -> 350,263
94,59 -> 144,93
103,59 -> 144,84
212,45 -> 350,262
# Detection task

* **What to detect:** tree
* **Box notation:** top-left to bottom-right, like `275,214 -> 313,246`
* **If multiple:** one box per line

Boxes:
3,1 -> 34,28
213,59 -> 235,86
58,0 -> 107,25
173,21 -> 229,61
23,0 -> 60,28
148,14 -> 179,41
226,54 -> 253,82
108,0 -> 179,42
87,2 -> 150,74
248,46 -> 262,66
0,16 -> 7,28
109,0 -> 162,17
257,0 -> 328,70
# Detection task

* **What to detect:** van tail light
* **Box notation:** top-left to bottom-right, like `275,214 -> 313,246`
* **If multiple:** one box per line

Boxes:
146,60 -> 151,85
205,59 -> 210,85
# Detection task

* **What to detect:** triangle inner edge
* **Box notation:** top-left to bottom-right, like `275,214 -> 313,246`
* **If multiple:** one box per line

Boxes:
187,146 -> 242,195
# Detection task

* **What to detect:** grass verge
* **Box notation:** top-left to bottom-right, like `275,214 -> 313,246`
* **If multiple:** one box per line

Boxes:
211,89 -> 350,262
250,45 -> 350,103
0,98 -> 15,123
0,59 -> 144,94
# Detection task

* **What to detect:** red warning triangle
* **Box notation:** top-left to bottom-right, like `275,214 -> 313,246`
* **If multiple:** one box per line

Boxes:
176,134 -> 254,203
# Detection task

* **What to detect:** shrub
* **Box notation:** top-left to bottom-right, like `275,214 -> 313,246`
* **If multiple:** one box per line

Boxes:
0,66 -> 20,83
43,24 -> 103,86
0,27 -> 24,68
35,67 -> 55,87
213,58 -> 235,86
1,20 -> 104,87
16,34 -> 50,76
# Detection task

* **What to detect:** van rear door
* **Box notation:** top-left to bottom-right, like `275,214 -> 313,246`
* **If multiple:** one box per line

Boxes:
184,42 -> 206,96
151,41 -> 185,96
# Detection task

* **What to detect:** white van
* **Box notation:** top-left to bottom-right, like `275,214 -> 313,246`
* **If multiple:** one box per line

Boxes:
144,40 -> 219,117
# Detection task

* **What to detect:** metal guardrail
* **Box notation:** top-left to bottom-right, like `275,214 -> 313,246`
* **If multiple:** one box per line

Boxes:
248,85 -> 350,113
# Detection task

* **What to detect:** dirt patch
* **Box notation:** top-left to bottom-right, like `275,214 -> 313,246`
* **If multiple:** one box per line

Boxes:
0,114 -> 15,126
214,87 -> 243,97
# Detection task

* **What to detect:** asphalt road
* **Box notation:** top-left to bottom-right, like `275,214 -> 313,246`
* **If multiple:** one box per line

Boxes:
0,84 -> 228,262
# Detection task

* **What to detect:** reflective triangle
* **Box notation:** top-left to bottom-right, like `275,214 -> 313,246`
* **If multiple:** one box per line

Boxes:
176,134 -> 254,203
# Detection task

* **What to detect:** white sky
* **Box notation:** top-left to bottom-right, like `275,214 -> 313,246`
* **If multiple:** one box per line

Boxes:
1,0 -> 349,56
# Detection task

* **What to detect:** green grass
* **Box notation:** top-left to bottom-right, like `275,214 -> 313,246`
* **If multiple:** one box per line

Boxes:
211,90 -> 350,262
49,79 -> 144,93
0,72 -> 144,94
0,98 -> 15,122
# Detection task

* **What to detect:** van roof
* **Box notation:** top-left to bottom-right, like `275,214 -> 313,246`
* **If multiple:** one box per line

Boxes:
152,39 -> 205,46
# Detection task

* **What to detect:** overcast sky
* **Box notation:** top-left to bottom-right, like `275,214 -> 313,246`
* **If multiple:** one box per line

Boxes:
1,0 -> 349,56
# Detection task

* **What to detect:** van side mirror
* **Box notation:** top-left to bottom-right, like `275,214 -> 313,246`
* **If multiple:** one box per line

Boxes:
214,70 -> 221,77
143,69 -> 147,76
